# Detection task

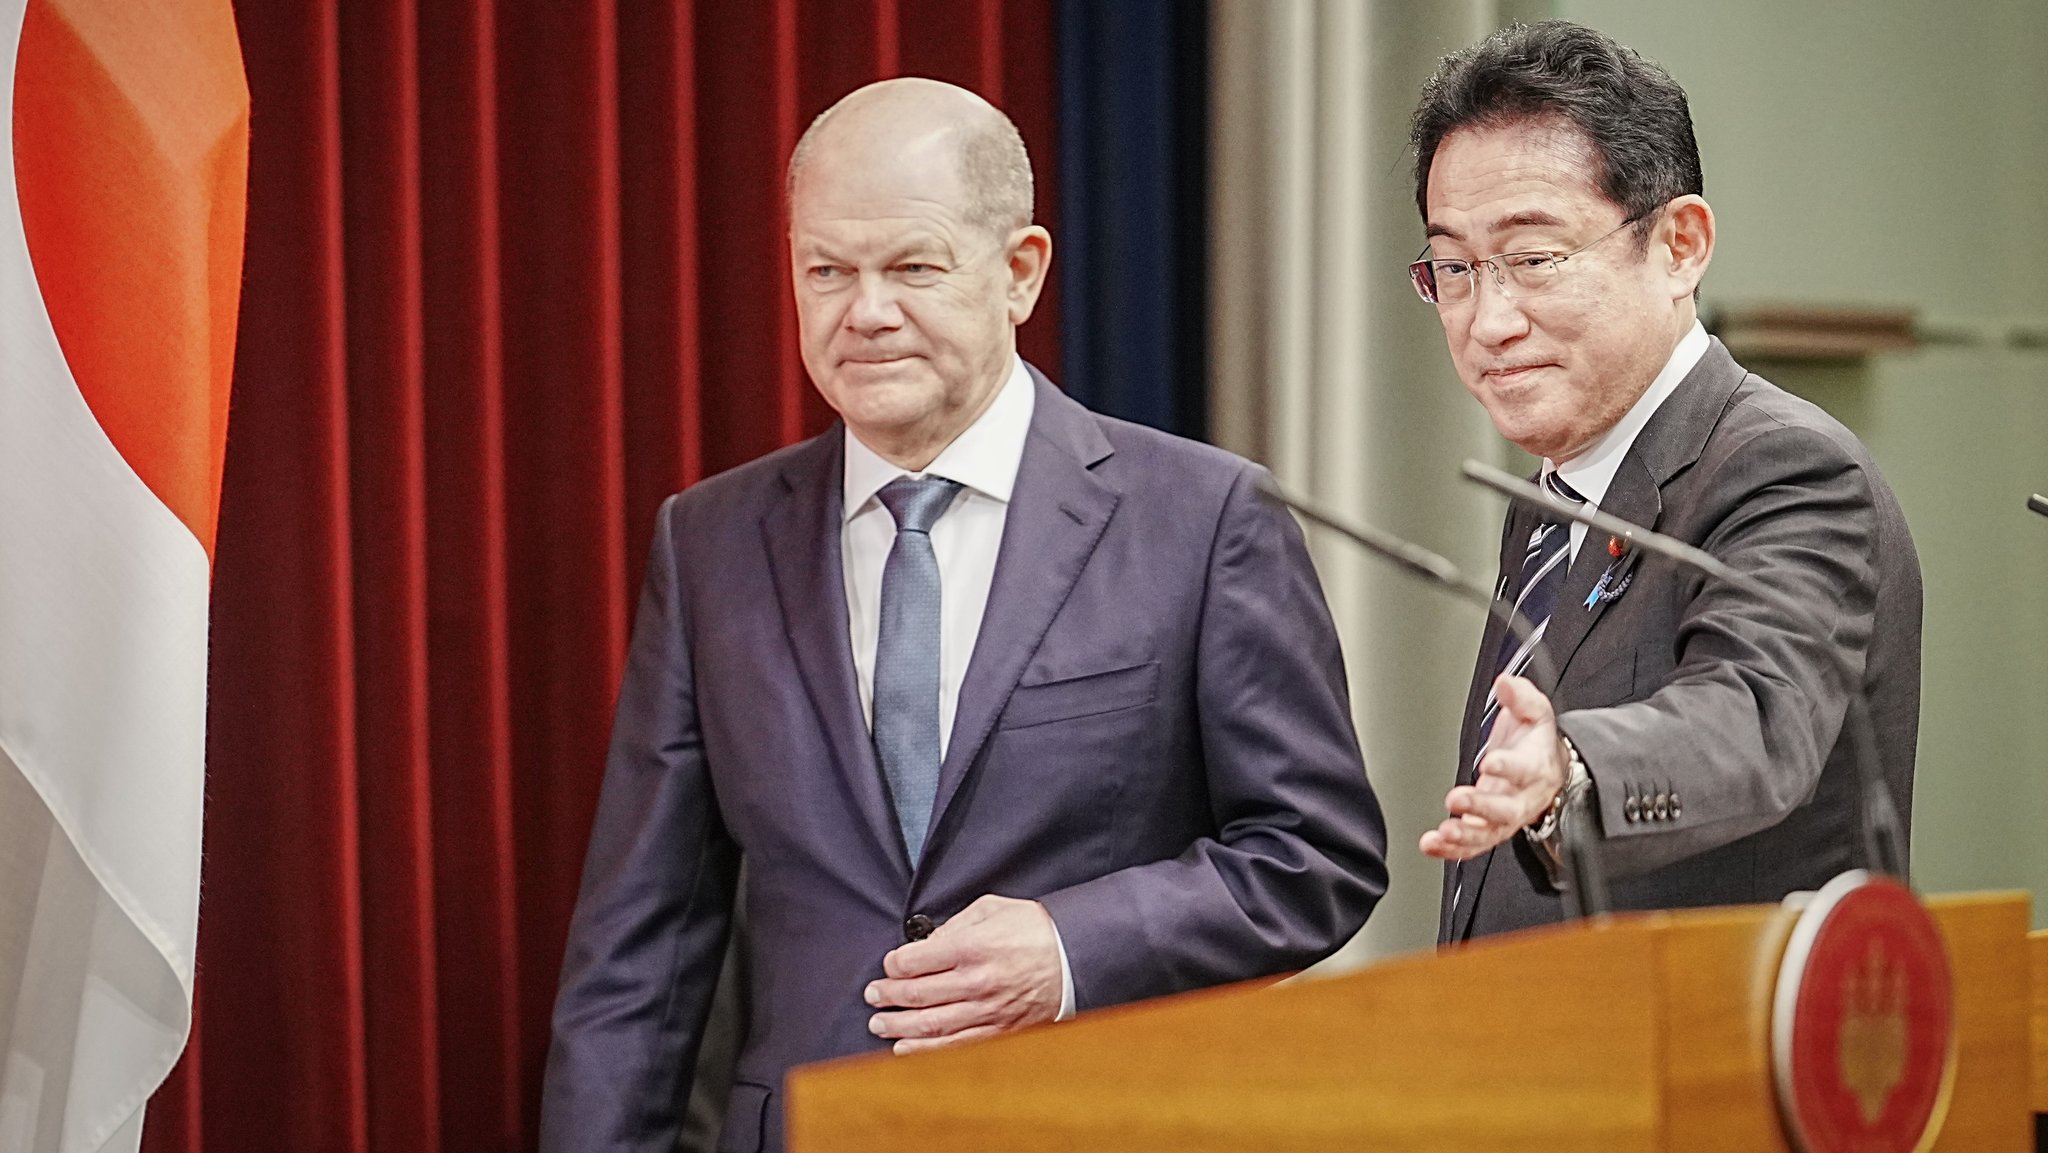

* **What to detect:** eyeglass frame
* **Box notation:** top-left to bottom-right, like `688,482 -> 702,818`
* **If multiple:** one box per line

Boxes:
1407,208 -> 1655,306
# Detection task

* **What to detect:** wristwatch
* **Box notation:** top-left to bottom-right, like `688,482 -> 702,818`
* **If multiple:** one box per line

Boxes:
1528,733 -> 1591,853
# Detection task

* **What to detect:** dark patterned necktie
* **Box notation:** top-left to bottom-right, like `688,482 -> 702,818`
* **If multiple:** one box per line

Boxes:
1470,469 -> 1586,771
1451,470 -> 1584,919
871,476 -> 962,866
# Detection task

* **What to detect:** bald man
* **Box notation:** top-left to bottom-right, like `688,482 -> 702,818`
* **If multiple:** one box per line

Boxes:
538,80 -> 1387,1153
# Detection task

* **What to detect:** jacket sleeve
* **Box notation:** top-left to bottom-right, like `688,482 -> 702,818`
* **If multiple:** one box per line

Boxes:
1558,422 -> 1882,878
538,494 -> 741,1153
1038,464 -> 1389,1008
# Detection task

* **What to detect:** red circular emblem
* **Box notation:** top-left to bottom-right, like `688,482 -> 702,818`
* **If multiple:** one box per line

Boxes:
1771,871 -> 1956,1153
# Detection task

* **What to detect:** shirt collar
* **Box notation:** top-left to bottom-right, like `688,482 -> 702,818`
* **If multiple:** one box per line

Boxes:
842,355 -> 1036,522
1550,320 -> 1708,507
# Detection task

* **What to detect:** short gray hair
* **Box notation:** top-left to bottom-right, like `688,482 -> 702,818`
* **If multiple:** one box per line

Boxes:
786,103 -> 1035,239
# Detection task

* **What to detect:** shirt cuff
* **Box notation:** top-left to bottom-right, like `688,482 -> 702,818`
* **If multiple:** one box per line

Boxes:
1048,909 -> 1076,1020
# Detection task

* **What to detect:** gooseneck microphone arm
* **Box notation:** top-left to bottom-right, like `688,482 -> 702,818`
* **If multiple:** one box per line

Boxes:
1459,459 -> 1908,881
1259,480 -> 1612,920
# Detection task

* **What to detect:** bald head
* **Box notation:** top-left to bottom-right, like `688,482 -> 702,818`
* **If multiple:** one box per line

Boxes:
786,78 -> 1034,238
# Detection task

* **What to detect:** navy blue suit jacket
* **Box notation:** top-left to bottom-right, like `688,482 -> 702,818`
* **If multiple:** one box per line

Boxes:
539,368 -> 1388,1153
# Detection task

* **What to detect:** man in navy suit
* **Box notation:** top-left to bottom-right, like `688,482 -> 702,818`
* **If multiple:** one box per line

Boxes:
538,78 -> 1387,1153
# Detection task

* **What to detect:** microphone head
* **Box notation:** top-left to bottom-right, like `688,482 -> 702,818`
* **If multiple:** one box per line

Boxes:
2028,493 -> 2048,519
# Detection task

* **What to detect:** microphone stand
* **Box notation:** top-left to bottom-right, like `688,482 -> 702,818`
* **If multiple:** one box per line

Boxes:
1261,481 -> 1612,920
1460,459 -> 1908,881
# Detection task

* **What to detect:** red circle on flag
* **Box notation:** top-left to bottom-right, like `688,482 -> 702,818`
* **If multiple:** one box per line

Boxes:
1772,871 -> 1955,1153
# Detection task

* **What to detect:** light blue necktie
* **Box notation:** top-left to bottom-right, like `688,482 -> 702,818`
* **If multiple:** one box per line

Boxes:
872,476 -> 961,866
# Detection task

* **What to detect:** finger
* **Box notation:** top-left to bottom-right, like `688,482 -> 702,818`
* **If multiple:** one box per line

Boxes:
1475,747 -> 1544,791
881,937 -> 962,980
1447,787 -> 1528,829
1424,811 -> 1495,852
892,1024 -> 1004,1055
1492,673 -> 1556,728
865,969 -> 979,1010
1421,822 -> 1491,861
869,999 -> 990,1041
1445,784 -> 1514,815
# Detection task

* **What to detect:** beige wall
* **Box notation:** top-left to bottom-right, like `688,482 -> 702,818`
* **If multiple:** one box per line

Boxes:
1210,0 -> 1512,963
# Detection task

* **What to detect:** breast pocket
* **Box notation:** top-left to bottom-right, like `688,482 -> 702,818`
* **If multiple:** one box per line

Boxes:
998,661 -> 1159,731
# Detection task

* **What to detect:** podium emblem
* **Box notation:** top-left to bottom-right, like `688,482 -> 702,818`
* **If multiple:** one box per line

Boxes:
1772,871 -> 1956,1153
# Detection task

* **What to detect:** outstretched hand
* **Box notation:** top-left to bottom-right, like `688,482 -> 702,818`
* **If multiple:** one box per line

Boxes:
1421,674 -> 1569,861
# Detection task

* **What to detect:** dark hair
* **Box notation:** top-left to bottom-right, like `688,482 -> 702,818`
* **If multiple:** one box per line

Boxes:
1410,21 -> 1702,239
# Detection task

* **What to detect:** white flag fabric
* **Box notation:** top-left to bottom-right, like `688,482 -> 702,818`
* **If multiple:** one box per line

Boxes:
0,0 -> 246,1149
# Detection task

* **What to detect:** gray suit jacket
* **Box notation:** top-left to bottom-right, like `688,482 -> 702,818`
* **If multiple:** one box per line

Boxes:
541,366 -> 1389,1153
1443,338 -> 1922,942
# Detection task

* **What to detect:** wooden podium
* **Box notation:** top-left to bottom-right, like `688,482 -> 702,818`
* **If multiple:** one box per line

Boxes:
2033,927 -> 2048,1128
788,892 -> 2034,1152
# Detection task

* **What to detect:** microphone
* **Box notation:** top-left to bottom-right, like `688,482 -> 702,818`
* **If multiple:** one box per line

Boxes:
1459,459 -> 1908,880
2029,494 -> 2048,518
1260,480 -> 1612,920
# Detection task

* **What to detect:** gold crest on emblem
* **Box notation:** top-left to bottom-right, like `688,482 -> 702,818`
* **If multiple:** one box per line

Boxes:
1837,939 -> 1908,1124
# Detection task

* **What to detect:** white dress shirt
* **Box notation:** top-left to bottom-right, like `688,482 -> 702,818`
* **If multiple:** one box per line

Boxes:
840,354 -> 1076,1018
1548,321 -> 1710,558
842,357 -> 1033,749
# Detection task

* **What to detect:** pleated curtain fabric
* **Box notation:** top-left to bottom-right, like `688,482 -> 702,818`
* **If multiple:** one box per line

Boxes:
1207,0 -> 1517,965
142,3 -> 1059,1152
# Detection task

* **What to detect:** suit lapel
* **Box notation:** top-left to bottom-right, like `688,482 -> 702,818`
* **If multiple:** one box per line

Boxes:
1542,336 -> 1750,687
761,430 -> 910,879
1538,453 -> 1662,686
920,371 -> 1119,864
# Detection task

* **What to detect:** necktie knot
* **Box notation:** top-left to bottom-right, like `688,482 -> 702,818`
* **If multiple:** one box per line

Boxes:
878,476 -> 962,535
1542,469 -> 1587,506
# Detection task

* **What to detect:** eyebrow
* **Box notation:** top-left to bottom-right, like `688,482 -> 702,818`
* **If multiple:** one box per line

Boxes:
1423,209 -> 1571,243
794,237 -> 955,265
1492,210 -> 1568,232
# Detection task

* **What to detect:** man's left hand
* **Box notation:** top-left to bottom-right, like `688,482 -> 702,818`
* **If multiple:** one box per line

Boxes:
1421,673 -> 1569,861
865,894 -> 1063,1054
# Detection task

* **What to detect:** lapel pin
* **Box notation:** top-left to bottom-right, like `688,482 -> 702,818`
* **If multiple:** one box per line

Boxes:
1585,539 -> 1637,609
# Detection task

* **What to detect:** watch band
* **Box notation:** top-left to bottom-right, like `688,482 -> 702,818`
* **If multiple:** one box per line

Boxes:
1529,734 -> 1590,847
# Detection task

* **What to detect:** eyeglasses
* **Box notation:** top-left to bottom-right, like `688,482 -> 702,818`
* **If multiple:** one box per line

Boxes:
1407,213 -> 1647,305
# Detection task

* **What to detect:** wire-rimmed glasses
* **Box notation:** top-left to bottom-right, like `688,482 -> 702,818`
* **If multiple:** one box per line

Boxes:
1408,213 -> 1647,305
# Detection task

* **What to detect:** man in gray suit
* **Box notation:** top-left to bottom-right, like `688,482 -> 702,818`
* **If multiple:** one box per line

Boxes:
1406,23 -> 1922,941
538,78 -> 1388,1153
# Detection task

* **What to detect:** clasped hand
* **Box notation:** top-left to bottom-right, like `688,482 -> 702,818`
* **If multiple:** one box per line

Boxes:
864,893 -> 1062,1054
1421,674 -> 1569,861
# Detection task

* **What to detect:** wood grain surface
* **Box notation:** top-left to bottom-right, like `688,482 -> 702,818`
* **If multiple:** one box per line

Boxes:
787,893 -> 2032,1152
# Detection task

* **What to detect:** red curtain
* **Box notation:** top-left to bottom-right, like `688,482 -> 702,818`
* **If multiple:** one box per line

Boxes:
141,3 -> 1060,1151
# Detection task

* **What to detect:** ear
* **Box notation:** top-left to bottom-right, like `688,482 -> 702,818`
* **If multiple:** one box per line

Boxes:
1658,195 -> 1714,300
1002,225 -> 1053,326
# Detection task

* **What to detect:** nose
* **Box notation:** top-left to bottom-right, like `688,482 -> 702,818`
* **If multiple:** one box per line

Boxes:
845,272 -> 903,335
1464,266 -> 1530,348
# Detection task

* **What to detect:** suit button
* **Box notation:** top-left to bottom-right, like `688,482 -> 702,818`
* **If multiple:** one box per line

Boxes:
1623,794 -> 1640,823
1670,791 -> 1682,819
1653,793 -> 1669,821
903,914 -> 935,942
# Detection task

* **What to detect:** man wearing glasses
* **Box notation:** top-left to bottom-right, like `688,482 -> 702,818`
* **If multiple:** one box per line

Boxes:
1407,22 -> 1923,941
